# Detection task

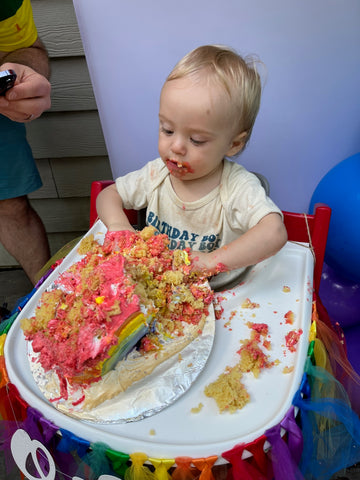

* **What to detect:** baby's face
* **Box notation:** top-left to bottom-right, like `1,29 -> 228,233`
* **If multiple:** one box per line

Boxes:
158,74 -> 239,183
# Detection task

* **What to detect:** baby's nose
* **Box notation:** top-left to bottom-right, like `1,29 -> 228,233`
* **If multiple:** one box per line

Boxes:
170,136 -> 186,155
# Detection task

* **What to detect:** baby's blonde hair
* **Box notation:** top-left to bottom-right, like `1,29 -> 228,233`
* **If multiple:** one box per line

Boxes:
166,45 -> 262,152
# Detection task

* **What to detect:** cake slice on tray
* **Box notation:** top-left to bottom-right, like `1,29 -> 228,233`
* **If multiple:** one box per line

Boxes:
21,226 -> 214,417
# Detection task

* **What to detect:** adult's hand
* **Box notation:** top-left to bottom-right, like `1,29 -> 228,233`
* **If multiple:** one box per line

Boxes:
0,62 -> 51,122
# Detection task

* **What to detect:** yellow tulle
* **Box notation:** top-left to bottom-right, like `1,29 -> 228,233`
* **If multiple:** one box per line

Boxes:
124,452 -> 156,480
309,320 -> 317,342
313,300 -> 360,415
313,338 -> 332,373
308,300 -> 360,440
0,334 -> 6,356
149,458 -> 175,479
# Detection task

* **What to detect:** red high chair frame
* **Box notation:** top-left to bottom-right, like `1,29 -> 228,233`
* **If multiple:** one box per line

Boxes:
90,180 -> 331,295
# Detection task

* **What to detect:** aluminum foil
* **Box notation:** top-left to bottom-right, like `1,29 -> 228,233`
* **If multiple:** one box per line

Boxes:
27,307 -> 215,424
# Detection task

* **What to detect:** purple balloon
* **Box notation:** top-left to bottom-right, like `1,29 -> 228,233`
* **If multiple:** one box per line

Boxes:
343,323 -> 360,376
319,262 -> 360,329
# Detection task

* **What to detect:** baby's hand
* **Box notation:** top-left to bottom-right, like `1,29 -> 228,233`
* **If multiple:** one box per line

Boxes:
103,229 -> 137,253
189,251 -> 228,277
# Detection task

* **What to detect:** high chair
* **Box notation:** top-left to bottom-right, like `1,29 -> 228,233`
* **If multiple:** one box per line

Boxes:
89,180 -> 331,295
282,205 -> 331,294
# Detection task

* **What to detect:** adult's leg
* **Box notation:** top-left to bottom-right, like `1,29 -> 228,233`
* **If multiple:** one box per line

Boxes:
0,196 -> 50,285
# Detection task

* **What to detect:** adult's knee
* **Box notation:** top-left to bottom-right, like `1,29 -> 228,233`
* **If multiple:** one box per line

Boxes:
0,196 -> 30,219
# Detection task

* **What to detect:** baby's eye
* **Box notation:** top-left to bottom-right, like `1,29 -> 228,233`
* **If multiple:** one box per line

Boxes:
190,137 -> 206,146
161,126 -> 173,135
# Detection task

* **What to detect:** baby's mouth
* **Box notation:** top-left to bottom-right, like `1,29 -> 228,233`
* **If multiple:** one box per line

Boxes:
166,159 -> 193,175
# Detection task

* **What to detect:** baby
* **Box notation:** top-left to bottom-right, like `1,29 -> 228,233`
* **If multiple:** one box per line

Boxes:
97,45 -> 287,290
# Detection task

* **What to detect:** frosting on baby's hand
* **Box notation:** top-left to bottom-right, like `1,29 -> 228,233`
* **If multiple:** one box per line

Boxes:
103,230 -> 137,253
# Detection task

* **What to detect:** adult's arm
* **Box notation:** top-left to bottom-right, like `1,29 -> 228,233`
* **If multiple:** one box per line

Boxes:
0,37 -> 50,78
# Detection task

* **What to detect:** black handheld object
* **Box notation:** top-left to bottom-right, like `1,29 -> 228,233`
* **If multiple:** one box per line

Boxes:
0,69 -> 17,96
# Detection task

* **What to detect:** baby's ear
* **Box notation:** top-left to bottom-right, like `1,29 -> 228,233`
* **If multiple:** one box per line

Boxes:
226,131 -> 248,156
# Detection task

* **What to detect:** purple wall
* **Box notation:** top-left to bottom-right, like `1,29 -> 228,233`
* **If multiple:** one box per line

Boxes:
73,0 -> 360,212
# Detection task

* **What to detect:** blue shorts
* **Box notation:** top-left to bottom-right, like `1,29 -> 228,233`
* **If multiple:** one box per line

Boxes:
0,114 -> 42,200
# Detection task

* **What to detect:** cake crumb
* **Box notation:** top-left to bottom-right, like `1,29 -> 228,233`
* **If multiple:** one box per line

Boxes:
283,365 -> 294,374
285,329 -> 303,352
191,403 -> 204,414
204,364 -> 249,413
204,320 -> 275,413
77,234 -> 97,255
213,295 -> 225,319
284,310 -> 295,324
241,298 -> 260,309
149,429 -> 156,436
238,339 -> 273,377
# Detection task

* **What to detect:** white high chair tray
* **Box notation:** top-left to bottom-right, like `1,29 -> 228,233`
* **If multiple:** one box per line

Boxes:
5,220 -> 313,459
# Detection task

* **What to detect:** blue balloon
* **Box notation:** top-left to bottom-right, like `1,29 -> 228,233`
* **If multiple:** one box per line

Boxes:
310,153 -> 360,282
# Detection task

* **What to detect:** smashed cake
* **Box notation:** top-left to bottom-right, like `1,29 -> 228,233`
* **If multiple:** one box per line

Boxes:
21,226 -> 214,415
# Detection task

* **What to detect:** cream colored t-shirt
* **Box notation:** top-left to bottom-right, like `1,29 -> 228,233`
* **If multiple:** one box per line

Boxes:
116,158 -> 282,290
